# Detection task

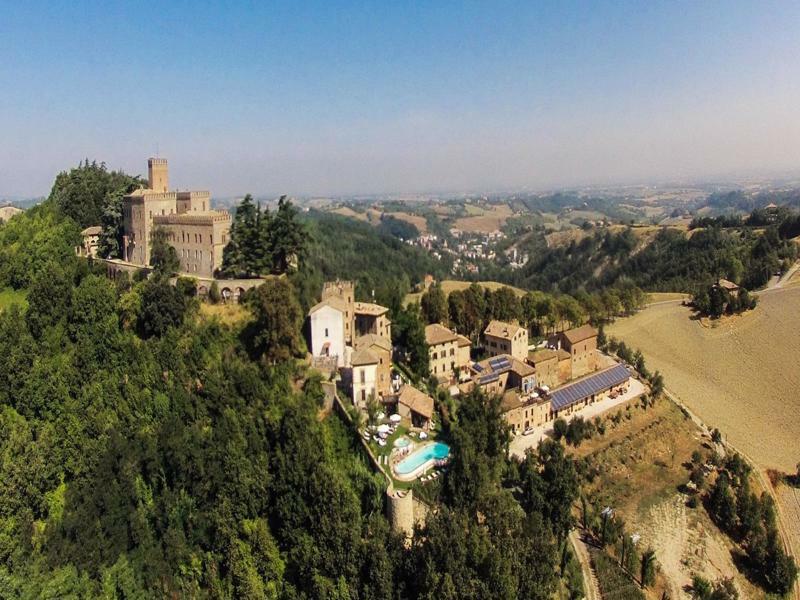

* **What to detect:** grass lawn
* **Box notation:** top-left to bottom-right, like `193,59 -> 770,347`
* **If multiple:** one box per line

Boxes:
0,287 -> 27,312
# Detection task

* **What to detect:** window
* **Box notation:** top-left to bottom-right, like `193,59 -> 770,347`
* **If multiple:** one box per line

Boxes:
361,389 -> 366,402
450,348 -> 455,357
432,352 -> 438,360
360,369 -> 365,384
324,328 -> 329,337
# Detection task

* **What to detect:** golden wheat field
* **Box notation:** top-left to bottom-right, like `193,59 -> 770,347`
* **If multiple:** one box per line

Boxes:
609,286 -> 800,473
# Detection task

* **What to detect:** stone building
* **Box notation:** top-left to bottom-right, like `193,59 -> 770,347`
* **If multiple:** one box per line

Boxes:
554,324 -> 598,379
483,319 -> 528,361
121,158 -> 231,277
349,348 -> 378,408
355,334 -> 393,397
425,323 -> 472,384
78,226 -> 101,258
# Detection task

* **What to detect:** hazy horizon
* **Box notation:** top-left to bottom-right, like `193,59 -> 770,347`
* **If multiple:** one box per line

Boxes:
3,1 -> 800,198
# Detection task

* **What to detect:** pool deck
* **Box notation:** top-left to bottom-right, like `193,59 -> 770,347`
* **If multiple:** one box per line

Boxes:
391,441 -> 450,482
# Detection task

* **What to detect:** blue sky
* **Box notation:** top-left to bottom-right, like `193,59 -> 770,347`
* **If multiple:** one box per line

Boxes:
2,1 -> 800,197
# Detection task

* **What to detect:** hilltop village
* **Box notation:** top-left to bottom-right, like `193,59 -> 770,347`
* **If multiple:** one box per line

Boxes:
309,279 -> 635,450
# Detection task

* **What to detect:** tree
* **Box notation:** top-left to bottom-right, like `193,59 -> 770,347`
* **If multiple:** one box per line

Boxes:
640,548 -> 657,588
137,277 -> 187,338
25,262 -> 73,339
420,282 -> 447,325
243,278 -> 304,364
393,303 -> 429,381
149,227 -> 180,276
48,159 -> 142,229
270,196 -> 306,274
208,280 -> 221,304
552,418 -> 568,441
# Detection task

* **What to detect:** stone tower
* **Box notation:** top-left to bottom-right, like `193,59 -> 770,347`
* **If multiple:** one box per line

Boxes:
148,157 -> 169,192
322,280 -> 355,343
386,488 -> 415,541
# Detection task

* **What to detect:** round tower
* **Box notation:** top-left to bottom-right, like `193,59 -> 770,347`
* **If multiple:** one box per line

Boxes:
386,487 -> 414,541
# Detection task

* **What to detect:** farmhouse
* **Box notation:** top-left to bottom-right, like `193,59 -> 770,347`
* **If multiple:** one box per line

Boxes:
715,278 -> 741,298
121,158 -> 231,278
425,323 -> 472,384
483,319 -> 528,361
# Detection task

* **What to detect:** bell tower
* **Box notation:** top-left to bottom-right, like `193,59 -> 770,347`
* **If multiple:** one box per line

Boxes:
147,157 -> 169,192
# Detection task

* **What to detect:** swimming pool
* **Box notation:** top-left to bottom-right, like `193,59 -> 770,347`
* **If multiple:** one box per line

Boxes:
394,441 -> 450,477
394,436 -> 411,448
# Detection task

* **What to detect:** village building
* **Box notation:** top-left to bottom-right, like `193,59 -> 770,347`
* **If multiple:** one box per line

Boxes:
483,319 -> 528,361
552,324 -> 598,379
308,297 -> 347,367
527,348 -> 562,389
121,158 -> 232,278
354,301 -> 392,340
396,385 -> 435,430
308,281 -> 395,405
425,323 -> 472,384
349,348 -> 379,409
78,226 -> 102,258
320,280 -> 392,344
355,334 -> 393,397
548,363 -> 630,421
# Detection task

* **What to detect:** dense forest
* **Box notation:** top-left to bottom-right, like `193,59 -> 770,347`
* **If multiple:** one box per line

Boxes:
483,221 -> 798,296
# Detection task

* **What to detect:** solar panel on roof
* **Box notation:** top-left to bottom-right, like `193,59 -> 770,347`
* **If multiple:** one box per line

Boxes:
479,373 -> 499,385
473,363 -> 483,372
550,364 -> 629,412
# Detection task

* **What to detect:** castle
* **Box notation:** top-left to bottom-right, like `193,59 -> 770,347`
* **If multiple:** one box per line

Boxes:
122,158 -> 232,278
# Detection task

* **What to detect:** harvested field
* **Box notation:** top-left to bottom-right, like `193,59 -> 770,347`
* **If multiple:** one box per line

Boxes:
385,211 -> 427,233
331,206 -> 369,222
404,279 -> 525,305
453,203 -> 513,232
608,287 -> 800,473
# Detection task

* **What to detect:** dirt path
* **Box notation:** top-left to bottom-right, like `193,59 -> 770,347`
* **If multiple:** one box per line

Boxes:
569,529 -> 601,600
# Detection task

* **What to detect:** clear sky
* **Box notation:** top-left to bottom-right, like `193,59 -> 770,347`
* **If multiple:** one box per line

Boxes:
3,1 -> 800,197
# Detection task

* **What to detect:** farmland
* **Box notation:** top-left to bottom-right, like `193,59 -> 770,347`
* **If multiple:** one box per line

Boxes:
404,279 -> 525,305
453,202 -> 514,232
608,286 -> 800,473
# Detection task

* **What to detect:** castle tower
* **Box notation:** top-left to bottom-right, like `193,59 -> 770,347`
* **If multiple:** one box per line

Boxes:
386,488 -> 415,542
322,280 -> 355,343
148,158 -> 169,192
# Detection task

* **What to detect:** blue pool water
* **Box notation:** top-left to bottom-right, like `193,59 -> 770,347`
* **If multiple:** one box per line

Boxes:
395,442 -> 450,475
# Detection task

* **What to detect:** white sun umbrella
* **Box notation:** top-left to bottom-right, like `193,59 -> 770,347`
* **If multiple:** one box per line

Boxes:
389,413 -> 402,423
376,411 -> 386,421
377,424 -> 391,434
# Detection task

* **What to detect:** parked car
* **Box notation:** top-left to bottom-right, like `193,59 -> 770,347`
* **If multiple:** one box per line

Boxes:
523,427 -> 535,436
